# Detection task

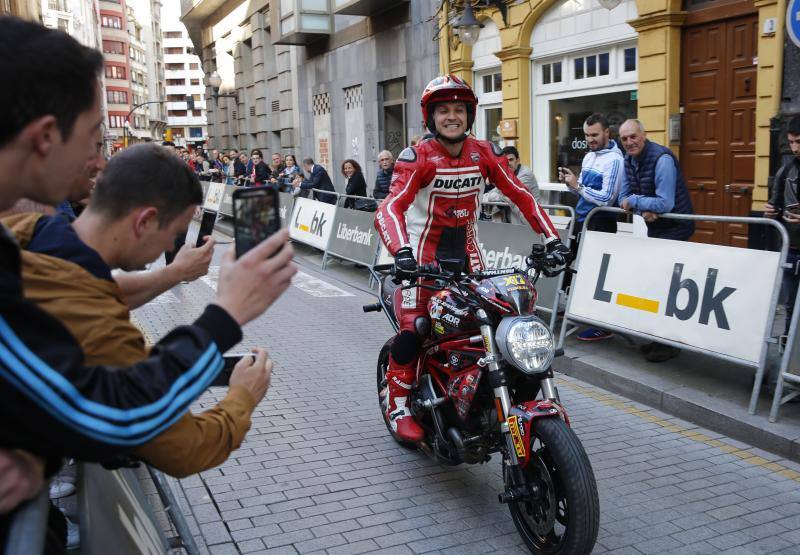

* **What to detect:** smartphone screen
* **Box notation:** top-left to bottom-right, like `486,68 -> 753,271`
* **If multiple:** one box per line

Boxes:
233,186 -> 281,258
195,210 -> 217,247
208,353 -> 251,387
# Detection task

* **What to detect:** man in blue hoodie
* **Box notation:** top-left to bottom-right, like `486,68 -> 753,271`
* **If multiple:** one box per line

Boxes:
559,112 -> 624,341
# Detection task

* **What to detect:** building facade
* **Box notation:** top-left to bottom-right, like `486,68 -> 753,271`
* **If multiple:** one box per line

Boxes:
442,0 -> 787,247
180,0 -> 437,193
161,0 -> 207,147
128,0 -> 168,142
2,0 -> 40,19
99,0 -> 132,146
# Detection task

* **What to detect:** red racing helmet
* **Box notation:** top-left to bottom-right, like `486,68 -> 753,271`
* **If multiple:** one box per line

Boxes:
420,75 -> 478,134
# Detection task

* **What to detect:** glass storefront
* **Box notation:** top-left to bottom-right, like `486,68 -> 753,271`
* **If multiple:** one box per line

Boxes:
548,90 -> 637,181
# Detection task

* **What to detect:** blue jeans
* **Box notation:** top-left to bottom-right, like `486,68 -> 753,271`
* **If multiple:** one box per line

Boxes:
782,250 -> 800,335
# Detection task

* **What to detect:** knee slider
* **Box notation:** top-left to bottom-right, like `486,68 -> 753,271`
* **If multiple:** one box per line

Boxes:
391,330 -> 422,365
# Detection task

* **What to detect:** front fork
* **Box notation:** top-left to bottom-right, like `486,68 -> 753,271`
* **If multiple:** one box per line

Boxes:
478,311 -> 557,503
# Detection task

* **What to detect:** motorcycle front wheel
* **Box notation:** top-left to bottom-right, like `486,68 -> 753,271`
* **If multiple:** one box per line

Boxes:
376,339 -> 418,450
506,417 -> 599,554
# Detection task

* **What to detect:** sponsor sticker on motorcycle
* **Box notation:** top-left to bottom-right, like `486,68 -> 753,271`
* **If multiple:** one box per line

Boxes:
507,415 -> 526,459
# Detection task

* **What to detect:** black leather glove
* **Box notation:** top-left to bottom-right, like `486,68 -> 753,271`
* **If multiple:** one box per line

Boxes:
545,238 -> 571,267
394,247 -> 418,279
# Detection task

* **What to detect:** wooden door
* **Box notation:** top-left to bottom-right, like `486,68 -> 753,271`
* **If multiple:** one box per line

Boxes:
681,14 -> 757,246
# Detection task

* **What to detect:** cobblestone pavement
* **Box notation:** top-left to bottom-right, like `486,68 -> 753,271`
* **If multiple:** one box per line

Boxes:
132,248 -> 800,555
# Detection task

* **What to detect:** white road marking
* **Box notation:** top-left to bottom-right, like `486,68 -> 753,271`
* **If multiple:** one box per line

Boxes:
292,271 -> 354,297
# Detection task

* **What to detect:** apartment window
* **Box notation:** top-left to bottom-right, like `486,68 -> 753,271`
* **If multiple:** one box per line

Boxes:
48,0 -> 67,11
57,18 -> 69,33
624,47 -> 637,72
166,78 -> 186,86
106,90 -> 128,104
481,72 -> 502,94
168,110 -> 187,117
164,31 -> 182,38
108,115 -> 126,128
101,15 -> 122,29
193,94 -> 201,101
167,94 -> 184,102
189,127 -> 203,138
105,65 -> 126,79
189,63 -> 199,70
164,47 -> 182,55
190,79 -> 200,86
102,40 -> 124,55
542,61 -> 563,85
166,63 -> 184,71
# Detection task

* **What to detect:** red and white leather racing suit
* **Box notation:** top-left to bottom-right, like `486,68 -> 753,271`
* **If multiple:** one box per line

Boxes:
374,137 -> 559,441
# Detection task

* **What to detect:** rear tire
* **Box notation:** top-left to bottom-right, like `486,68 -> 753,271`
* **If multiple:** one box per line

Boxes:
506,417 -> 598,554
376,339 -> 418,450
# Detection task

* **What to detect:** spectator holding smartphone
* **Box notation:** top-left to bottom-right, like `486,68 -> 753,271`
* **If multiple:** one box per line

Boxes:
765,115 -> 800,335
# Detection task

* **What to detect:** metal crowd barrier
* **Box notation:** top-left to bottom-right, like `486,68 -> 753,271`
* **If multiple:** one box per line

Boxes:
2,489 -> 49,555
559,206 -> 790,417
770,274 -> 800,422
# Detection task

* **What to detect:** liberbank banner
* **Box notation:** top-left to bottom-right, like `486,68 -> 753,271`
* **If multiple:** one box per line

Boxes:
289,197 -> 336,250
327,206 -> 379,265
569,231 -> 781,365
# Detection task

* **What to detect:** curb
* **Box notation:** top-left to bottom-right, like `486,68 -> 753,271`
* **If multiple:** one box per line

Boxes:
553,354 -> 800,463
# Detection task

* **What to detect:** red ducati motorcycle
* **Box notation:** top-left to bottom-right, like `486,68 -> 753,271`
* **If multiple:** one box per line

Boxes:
364,246 -> 599,554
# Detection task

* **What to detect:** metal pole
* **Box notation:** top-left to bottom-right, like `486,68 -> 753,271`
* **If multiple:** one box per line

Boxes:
146,466 -> 200,555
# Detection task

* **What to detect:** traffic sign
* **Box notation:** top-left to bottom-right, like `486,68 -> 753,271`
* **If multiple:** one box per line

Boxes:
789,0 -> 800,48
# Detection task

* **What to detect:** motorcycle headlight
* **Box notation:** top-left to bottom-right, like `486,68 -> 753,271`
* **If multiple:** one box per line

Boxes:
495,316 -> 554,374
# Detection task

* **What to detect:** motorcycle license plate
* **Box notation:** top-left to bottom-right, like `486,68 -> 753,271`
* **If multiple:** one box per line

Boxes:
507,415 -> 526,459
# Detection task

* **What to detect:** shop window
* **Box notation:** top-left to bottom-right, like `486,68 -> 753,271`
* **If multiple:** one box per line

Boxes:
189,127 -> 203,138
624,47 -> 637,72
574,58 -> 584,80
542,62 -> 562,85
482,107 -> 502,143
549,90 -> 637,180
574,53 -> 610,80
482,72 -> 502,94
599,53 -> 609,76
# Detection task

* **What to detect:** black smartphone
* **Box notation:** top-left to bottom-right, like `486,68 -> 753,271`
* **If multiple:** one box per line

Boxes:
195,209 -> 217,247
233,186 -> 281,258
208,353 -> 251,387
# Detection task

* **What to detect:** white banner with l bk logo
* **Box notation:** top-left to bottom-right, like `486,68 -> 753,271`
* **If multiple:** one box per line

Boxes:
289,197 -> 337,250
568,232 -> 781,364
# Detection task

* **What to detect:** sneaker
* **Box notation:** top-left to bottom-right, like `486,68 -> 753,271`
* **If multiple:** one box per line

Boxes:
59,509 -> 79,550
644,343 -> 681,363
576,328 -> 614,342
49,478 -> 76,499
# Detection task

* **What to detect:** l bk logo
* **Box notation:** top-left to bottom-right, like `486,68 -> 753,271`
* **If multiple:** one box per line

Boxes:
593,253 -> 737,330
294,206 -> 327,237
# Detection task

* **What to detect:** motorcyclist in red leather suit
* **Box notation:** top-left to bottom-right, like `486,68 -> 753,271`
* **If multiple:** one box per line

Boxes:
374,75 -> 570,442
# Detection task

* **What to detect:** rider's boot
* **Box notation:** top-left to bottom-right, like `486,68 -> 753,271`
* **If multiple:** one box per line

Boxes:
384,358 -> 424,442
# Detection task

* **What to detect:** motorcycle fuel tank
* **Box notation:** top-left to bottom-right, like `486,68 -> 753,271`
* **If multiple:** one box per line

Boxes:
428,290 -> 479,337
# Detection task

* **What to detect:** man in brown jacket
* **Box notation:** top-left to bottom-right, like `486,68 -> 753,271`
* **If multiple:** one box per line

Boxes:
3,143 -> 271,477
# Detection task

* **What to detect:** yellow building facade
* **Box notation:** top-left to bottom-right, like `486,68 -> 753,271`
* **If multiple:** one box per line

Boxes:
440,0 -> 787,246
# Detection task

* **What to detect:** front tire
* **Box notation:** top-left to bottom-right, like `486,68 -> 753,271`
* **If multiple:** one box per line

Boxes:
506,417 -> 598,554
376,339 -> 418,450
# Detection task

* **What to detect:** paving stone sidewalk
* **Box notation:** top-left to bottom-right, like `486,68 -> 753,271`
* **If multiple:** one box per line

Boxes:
132,250 -> 800,554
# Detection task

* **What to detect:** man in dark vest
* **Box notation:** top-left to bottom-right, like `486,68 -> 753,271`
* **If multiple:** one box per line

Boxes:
618,118 -> 694,362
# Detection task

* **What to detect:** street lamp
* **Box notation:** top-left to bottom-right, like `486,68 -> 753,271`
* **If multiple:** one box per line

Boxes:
453,3 -> 483,46
207,71 -> 238,102
598,0 -> 623,9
